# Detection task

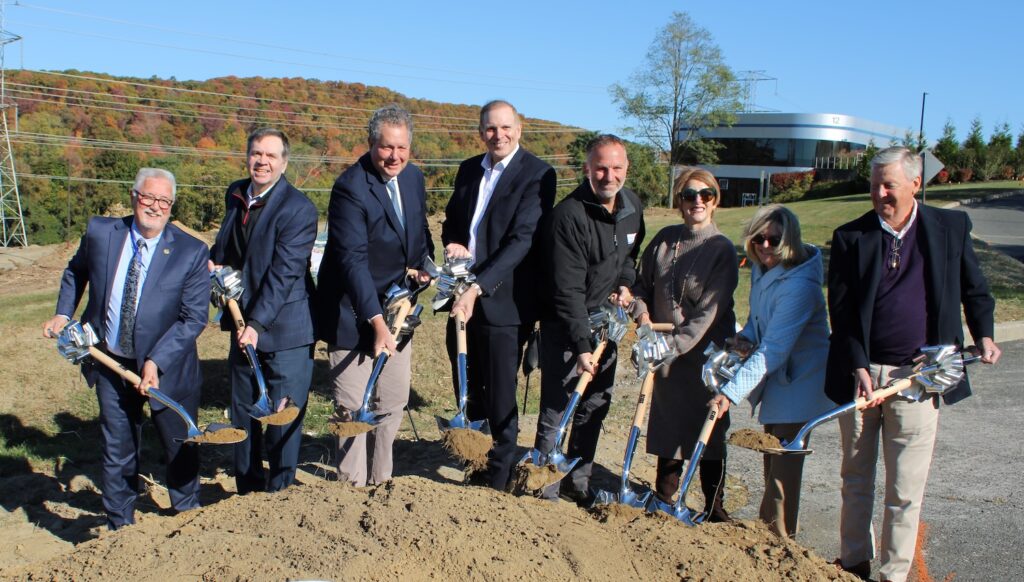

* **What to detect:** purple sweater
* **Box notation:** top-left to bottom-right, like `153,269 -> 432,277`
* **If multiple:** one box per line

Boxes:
869,218 -> 928,366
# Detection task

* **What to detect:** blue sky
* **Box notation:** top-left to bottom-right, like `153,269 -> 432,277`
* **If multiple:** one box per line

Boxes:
5,0 -> 1021,146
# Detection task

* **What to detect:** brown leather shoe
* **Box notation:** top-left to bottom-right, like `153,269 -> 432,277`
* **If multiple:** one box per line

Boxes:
832,559 -> 871,580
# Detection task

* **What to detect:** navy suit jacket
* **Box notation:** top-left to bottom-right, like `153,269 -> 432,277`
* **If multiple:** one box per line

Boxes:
211,176 -> 319,353
56,216 -> 210,407
825,204 -> 996,405
316,153 -> 434,351
440,149 -> 556,326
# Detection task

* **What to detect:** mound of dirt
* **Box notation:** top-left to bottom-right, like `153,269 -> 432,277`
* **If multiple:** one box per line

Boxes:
5,475 -> 856,582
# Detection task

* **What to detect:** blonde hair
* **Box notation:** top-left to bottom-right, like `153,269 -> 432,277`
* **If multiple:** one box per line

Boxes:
743,204 -> 809,269
673,167 -> 721,218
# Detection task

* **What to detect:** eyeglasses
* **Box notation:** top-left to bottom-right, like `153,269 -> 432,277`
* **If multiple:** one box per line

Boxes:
751,233 -> 782,247
888,236 -> 903,270
132,189 -> 174,210
680,187 -> 716,204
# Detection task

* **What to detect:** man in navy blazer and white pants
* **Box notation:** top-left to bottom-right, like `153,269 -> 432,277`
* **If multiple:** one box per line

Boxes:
316,105 -> 434,486
43,168 -> 210,530
441,100 -> 556,490
210,128 -> 319,494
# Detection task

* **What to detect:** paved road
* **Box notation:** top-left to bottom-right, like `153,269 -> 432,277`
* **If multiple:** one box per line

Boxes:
961,192 -> 1024,262
728,339 -> 1024,582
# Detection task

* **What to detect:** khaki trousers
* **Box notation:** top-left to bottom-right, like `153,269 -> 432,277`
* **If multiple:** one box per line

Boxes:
759,422 -> 807,537
328,343 -> 412,487
838,362 -> 940,582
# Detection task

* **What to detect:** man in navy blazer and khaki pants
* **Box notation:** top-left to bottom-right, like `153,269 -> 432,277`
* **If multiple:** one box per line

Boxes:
210,128 -> 319,494
441,100 -> 556,490
826,147 -> 1001,582
43,168 -> 210,530
316,105 -> 434,486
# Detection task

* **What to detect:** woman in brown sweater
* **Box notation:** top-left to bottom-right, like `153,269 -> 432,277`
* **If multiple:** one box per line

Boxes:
631,168 -> 738,521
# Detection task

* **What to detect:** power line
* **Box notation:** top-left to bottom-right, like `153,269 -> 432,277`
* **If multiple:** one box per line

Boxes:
15,70 -> 583,132
12,1 -> 605,93
16,22 -> 604,97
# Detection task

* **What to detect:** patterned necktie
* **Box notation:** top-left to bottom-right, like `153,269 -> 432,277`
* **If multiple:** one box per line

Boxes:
386,178 -> 404,228
117,239 -> 146,355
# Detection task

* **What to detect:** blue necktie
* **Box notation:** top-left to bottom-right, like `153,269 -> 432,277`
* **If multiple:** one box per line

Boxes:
117,239 -> 146,355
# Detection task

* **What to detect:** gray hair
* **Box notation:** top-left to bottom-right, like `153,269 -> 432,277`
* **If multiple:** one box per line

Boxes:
479,100 -> 520,129
133,167 -> 177,200
743,204 -> 809,269
247,127 -> 290,159
871,146 -> 922,181
585,133 -> 628,160
368,104 -> 413,144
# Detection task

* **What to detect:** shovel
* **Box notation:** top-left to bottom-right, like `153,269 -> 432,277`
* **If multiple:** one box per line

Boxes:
515,304 -> 630,492
749,344 -> 976,456
211,267 -> 299,426
593,323 -> 676,508
53,321 -> 246,445
433,257 -> 489,435
649,400 -> 722,525
329,282 -> 422,438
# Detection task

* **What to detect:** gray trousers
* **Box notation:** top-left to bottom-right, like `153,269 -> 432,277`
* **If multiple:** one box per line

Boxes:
328,343 -> 411,487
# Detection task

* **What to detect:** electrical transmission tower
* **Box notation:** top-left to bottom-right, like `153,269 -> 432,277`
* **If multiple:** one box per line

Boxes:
736,70 -> 779,113
0,0 -> 25,247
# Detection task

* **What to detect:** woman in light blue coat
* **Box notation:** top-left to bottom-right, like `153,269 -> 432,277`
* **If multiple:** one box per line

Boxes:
711,204 -> 834,538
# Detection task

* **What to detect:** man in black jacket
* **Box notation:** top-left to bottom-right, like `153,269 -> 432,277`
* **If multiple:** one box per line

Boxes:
532,134 -> 645,502
826,147 -> 1000,582
441,100 -> 556,490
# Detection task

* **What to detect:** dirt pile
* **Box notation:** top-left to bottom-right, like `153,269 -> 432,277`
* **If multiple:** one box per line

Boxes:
4,475 -> 856,582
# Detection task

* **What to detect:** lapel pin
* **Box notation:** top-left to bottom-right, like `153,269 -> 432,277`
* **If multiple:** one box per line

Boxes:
163,248 -> 170,255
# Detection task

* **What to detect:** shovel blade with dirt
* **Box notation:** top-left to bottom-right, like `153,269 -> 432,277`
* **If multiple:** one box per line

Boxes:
736,344 -> 974,456
515,305 -> 628,494
329,281 -> 427,438
211,267 -> 300,426
648,402 -> 721,525
594,324 -> 675,508
52,321 -> 247,445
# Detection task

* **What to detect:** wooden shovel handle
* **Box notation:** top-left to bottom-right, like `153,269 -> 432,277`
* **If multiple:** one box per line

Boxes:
226,298 -> 246,331
455,310 -> 467,354
389,299 -> 413,341
573,340 -> 608,396
854,377 -> 914,410
630,371 -> 656,430
648,323 -> 674,333
88,346 -> 143,385
696,401 -> 721,446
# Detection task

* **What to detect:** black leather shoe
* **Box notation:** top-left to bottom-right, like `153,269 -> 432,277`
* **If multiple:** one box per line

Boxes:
832,559 -> 871,580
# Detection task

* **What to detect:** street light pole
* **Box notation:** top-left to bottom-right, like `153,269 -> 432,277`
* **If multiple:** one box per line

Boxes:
919,92 -> 928,203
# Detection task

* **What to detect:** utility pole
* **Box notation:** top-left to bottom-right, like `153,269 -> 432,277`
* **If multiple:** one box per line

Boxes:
0,0 -> 25,246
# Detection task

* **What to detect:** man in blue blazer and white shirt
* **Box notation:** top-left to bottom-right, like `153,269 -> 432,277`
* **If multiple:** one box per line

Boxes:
210,128 -> 319,494
441,100 -> 556,490
316,104 -> 434,487
43,167 -> 210,530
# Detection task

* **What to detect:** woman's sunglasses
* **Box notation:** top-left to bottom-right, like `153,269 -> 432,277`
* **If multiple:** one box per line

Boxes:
751,233 -> 782,247
680,187 -> 716,203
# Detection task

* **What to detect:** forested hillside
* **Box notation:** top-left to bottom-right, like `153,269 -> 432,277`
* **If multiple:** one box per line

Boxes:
7,70 -> 586,244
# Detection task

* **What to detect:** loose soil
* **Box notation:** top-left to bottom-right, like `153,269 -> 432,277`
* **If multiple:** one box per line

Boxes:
729,428 -> 785,453
327,420 -> 375,438
511,462 -> 566,494
3,475 -> 857,582
440,428 -> 492,472
189,426 -> 248,445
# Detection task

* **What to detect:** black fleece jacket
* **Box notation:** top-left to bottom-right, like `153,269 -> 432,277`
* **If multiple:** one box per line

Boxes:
542,181 -> 645,354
